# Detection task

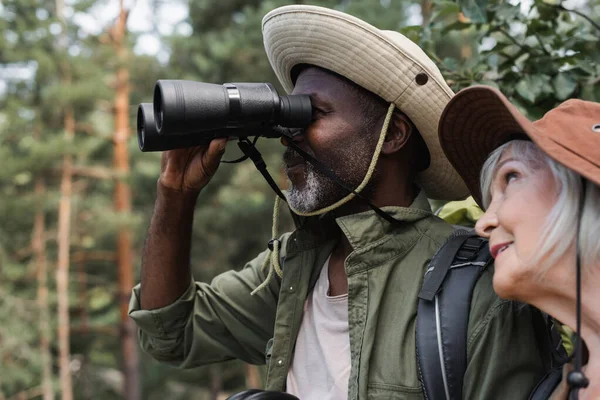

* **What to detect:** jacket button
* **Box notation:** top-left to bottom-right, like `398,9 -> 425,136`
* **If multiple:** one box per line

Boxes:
277,359 -> 283,366
289,286 -> 294,292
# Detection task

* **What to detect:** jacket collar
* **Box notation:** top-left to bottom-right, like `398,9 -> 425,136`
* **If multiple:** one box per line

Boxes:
334,190 -> 432,250
286,190 -> 432,255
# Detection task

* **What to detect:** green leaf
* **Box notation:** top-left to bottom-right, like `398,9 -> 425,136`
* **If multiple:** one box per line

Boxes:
492,3 -> 521,21
442,57 -> 460,70
430,1 -> 461,23
399,25 -> 423,43
578,33 -> 600,42
581,82 -> 600,102
552,72 -> 577,100
474,79 -> 500,88
459,0 -> 489,23
515,75 -> 552,103
441,21 -> 472,34
13,171 -> 31,186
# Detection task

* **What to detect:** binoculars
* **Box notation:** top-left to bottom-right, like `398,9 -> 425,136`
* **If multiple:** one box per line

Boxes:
137,80 -> 312,152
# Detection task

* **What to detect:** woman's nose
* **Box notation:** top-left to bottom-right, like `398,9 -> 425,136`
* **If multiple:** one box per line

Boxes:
475,208 -> 499,238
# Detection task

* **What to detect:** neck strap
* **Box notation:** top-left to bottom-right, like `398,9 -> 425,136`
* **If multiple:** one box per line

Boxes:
567,178 -> 589,399
236,103 -> 405,228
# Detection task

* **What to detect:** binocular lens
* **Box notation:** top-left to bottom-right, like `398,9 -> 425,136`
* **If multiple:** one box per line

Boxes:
137,103 -> 212,152
138,103 -> 253,152
137,104 -> 153,151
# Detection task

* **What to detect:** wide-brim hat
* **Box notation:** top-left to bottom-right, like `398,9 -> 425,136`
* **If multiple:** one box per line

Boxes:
439,85 -> 600,207
262,5 -> 468,201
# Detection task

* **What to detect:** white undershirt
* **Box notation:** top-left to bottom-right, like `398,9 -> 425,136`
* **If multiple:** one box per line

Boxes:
286,256 -> 351,400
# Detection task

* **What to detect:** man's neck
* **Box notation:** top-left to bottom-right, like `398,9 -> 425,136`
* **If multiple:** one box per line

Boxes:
327,237 -> 353,296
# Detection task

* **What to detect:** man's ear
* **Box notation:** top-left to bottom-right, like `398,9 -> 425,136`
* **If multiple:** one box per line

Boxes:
381,110 -> 412,155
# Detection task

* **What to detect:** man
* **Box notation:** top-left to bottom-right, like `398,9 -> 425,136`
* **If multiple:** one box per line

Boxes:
129,5 -> 552,399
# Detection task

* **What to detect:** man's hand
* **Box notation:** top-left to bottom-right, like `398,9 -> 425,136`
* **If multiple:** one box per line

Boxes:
139,137 -> 227,310
159,138 -> 228,193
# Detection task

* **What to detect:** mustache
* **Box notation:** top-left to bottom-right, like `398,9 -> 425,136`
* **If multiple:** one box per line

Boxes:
282,146 -> 314,165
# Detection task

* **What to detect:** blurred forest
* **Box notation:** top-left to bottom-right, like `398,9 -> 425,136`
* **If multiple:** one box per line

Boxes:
0,0 -> 598,399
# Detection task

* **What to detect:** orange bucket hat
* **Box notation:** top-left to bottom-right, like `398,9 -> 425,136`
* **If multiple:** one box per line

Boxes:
438,85 -> 600,206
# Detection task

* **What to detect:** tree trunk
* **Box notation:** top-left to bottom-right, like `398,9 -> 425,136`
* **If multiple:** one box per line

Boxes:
112,2 -> 140,399
421,0 -> 433,26
57,107 -> 75,400
56,0 -> 74,397
244,364 -> 261,389
77,261 -> 88,333
33,179 -> 54,400
209,365 -> 223,400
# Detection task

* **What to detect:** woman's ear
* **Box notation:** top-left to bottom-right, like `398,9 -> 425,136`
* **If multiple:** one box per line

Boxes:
382,110 -> 412,155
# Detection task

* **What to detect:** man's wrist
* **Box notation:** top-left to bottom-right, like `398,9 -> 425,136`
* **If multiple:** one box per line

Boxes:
156,179 -> 201,207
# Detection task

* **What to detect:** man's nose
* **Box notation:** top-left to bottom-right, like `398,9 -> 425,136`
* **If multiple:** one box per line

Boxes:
475,206 -> 499,238
280,128 -> 304,147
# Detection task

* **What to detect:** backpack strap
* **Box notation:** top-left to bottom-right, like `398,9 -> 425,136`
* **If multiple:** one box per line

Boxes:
226,390 -> 299,400
416,230 -> 492,400
528,366 -> 564,400
528,315 -> 571,400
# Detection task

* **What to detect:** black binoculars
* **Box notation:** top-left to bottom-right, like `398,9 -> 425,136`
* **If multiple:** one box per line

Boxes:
137,80 -> 312,152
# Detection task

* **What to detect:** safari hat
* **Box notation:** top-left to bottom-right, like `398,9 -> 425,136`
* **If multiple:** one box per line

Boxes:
262,5 -> 468,201
438,85 -> 600,207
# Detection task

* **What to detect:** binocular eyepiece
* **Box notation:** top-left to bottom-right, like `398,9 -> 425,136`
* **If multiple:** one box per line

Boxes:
137,80 -> 312,152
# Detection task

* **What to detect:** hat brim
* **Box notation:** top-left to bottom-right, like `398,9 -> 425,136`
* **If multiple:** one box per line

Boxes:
262,5 -> 468,201
439,85 -> 600,207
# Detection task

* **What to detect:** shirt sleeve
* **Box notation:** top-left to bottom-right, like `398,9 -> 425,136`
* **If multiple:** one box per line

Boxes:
463,267 -> 552,400
128,245 -> 282,368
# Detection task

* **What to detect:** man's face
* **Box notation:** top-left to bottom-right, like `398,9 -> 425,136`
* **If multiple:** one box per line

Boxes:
282,67 -> 380,213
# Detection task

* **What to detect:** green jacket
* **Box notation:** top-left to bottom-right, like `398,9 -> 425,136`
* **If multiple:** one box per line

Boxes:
129,191 -> 551,399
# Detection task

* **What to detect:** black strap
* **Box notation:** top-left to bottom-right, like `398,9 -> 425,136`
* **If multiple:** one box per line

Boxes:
529,366 -> 564,400
237,126 -> 404,228
416,231 -> 492,400
226,390 -> 299,400
222,136 -> 260,164
418,230 -> 473,302
236,138 -> 287,201
568,178 -> 590,399
527,312 -> 571,399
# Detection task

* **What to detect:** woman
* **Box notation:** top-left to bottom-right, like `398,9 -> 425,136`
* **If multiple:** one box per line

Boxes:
438,85 -> 600,399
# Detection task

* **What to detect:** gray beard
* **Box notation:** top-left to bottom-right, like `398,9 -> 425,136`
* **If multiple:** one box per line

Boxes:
286,162 -> 339,213
285,142 -> 377,214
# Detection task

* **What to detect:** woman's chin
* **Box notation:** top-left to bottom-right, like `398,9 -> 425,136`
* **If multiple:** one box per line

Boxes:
492,272 -> 522,301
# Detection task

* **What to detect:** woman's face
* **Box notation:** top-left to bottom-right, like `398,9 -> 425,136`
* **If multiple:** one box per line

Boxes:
475,147 -> 559,300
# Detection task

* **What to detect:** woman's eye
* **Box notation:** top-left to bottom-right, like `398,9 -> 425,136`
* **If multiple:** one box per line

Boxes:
504,171 -> 518,185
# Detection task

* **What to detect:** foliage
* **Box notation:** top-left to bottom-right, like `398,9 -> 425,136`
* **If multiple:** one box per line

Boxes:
0,0 -> 598,398
406,0 -> 600,118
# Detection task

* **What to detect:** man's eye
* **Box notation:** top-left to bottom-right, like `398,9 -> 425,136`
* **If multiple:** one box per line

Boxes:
313,107 -> 329,115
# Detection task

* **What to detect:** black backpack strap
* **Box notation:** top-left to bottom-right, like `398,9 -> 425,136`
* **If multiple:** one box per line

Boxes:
528,315 -> 571,400
416,230 -> 492,400
226,390 -> 299,400
528,366 -> 564,400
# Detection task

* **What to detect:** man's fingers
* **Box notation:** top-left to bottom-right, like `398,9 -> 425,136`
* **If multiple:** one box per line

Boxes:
201,138 -> 227,177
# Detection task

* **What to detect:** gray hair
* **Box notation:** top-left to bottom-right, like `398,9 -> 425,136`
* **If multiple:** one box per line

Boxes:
480,140 -> 600,272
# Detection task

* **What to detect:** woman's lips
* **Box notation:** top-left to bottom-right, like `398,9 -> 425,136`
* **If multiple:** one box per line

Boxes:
490,242 -> 513,259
